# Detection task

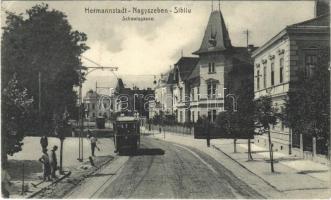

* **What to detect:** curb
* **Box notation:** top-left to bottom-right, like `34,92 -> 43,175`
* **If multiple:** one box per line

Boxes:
211,144 -> 282,192
27,171 -> 72,198
62,156 -> 117,198
27,156 -> 114,199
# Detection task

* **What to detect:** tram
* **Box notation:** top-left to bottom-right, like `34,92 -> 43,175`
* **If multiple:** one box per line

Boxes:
113,115 -> 140,153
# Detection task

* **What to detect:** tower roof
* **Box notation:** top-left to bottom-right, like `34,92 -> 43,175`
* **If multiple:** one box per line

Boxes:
193,10 -> 232,55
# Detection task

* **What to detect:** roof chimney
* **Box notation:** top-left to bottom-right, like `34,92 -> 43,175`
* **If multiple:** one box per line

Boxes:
248,44 -> 254,53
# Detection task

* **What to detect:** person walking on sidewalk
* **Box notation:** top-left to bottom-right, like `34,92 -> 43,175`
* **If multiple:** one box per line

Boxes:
39,149 -> 51,181
89,134 -> 98,156
202,119 -> 210,147
50,145 -> 58,179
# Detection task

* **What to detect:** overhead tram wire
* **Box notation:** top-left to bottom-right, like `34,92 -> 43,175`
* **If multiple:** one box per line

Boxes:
81,55 -> 119,79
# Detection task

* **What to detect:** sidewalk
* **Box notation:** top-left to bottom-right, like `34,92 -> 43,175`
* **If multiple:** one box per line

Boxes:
142,127 -> 331,198
7,136 -> 116,198
211,139 -> 330,191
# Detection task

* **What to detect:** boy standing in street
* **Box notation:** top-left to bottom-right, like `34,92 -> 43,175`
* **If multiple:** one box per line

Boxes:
50,145 -> 58,179
89,134 -> 97,156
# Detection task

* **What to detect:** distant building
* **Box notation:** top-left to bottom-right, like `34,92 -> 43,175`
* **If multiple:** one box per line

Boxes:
172,57 -> 199,123
83,90 -> 112,121
152,71 -> 175,117
114,78 -> 154,119
153,9 -> 255,124
252,14 -> 330,156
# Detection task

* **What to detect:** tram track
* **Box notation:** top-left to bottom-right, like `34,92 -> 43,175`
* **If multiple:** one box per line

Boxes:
67,136 -> 264,198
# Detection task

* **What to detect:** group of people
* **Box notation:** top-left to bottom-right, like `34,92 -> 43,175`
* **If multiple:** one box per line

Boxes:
39,135 -> 58,181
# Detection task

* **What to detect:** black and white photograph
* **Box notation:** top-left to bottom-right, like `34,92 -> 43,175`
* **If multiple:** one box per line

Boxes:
1,0 -> 330,198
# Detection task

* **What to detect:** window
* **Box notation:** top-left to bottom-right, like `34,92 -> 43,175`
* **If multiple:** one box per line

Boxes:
198,111 -> 200,118
280,58 -> 284,83
305,54 -> 317,77
212,110 -> 217,122
191,88 -> 194,101
208,62 -> 215,73
208,111 -> 212,122
263,63 -> 267,88
192,111 -> 195,122
207,110 -> 217,123
197,87 -> 200,101
179,88 -> 183,102
271,62 -> 275,86
92,103 -> 95,110
92,112 -> 95,117
179,111 -> 183,122
257,70 -> 260,90
281,107 -> 285,131
207,83 -> 217,99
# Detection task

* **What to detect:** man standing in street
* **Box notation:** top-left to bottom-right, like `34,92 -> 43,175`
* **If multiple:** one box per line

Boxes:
40,135 -> 48,151
89,134 -> 97,156
50,145 -> 58,179
39,149 -> 51,181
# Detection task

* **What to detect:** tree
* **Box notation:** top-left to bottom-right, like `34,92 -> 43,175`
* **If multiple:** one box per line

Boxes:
234,80 -> 256,160
2,4 -> 89,135
2,74 -> 33,165
254,96 -> 278,172
284,48 -> 330,155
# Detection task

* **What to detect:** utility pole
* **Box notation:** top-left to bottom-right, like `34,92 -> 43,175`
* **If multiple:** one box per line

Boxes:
243,29 -> 250,47
77,56 -> 118,162
38,72 -> 42,135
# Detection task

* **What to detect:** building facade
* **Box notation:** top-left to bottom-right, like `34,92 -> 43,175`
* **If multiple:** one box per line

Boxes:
152,71 -> 174,118
83,90 -> 112,121
187,10 -> 254,123
114,78 -> 154,119
172,57 -> 199,123
252,13 -> 330,156
153,9 -> 254,124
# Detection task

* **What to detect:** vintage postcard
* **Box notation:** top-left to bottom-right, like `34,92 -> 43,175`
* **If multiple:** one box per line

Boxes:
1,0 -> 330,199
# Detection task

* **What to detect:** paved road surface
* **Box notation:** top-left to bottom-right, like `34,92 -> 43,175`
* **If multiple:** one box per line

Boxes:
68,137 -> 264,198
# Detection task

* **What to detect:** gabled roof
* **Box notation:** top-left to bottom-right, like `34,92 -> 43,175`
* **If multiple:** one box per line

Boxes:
85,90 -> 99,99
252,14 -> 330,58
174,57 -> 199,81
193,10 -> 232,55
166,71 -> 175,84
288,13 -> 330,28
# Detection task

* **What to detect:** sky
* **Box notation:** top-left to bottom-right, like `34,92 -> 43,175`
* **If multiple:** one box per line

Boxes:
2,1 -> 315,94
